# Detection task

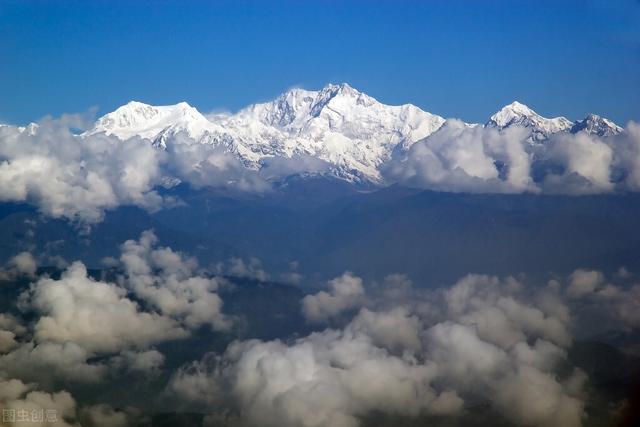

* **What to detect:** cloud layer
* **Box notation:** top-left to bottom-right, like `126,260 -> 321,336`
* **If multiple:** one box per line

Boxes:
1,115 -> 640,223
0,230 -> 229,386
167,271 -> 618,427
1,238 -> 639,426
385,119 -> 640,195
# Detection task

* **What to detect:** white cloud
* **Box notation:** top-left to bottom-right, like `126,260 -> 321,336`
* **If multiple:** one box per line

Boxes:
118,230 -> 231,331
302,272 -> 366,323
2,113 -> 640,226
0,386 -> 78,427
612,121 -> 640,190
0,118 -> 164,223
224,257 -> 269,282
348,307 -> 422,353
0,342 -> 106,384
388,120 -> 640,195
110,350 -> 165,374
0,252 -> 37,281
565,268 -> 640,330
165,354 -> 223,408
0,373 -> 141,427
171,328 -> 459,427
384,121 -> 536,193
169,272 -> 585,427
543,132 -> 614,194
0,231 -> 230,386
567,269 -> 605,298
25,261 -> 186,354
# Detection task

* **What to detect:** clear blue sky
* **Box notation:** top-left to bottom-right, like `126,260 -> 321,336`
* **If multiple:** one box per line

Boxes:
1,0 -> 638,125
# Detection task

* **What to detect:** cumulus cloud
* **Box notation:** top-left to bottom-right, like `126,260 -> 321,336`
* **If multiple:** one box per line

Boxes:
2,113 -> 640,225
567,269 -> 605,299
563,267 -> 640,330
301,272 -> 366,323
0,342 -> 107,384
0,381 -> 78,427
0,231 -> 230,386
2,250 -> 637,426
165,354 -> 222,408
0,252 -> 37,281
169,272 -> 586,427
542,132 -> 615,193
110,349 -> 165,374
384,121 -> 537,193
0,117 -> 271,224
387,120 -> 640,195
0,373 -> 143,427
118,230 -> 231,331
222,257 -> 269,282
348,307 -> 423,354
169,327 -> 461,427
24,261 -> 186,354
618,121 -> 640,190
0,314 -> 26,354
163,134 -> 270,192
0,117 -> 164,223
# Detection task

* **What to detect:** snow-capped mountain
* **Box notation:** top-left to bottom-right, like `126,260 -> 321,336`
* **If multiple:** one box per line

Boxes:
486,101 -> 622,141
570,113 -> 623,137
485,101 -> 573,142
88,83 -> 446,182
1,122 -> 38,135
88,84 -> 623,183
88,101 -> 217,143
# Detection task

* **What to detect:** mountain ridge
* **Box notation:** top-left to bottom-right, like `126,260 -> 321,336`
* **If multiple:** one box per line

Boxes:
87,84 -> 624,183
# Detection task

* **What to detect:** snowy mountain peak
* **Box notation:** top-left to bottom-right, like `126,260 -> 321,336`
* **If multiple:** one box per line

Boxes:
309,83 -> 376,117
238,87 -> 317,128
487,101 -> 573,141
317,82 -> 365,101
491,101 -> 536,125
490,101 -> 544,127
87,88 -> 624,184
88,84 -> 448,182
89,100 -> 210,142
570,113 -> 623,137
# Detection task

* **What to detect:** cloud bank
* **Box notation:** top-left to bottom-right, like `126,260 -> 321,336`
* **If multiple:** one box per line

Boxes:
1,238 -> 639,426
0,230 -> 229,386
167,271 -> 620,427
385,119 -> 640,195
1,115 -> 640,224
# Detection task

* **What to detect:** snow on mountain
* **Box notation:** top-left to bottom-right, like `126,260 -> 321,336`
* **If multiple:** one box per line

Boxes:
570,113 -> 623,137
19,123 -> 39,135
89,84 -> 446,182
0,122 -> 39,135
486,101 -> 623,141
0,122 -> 40,135
486,101 -> 573,142
87,88 -> 623,184
88,101 -> 218,146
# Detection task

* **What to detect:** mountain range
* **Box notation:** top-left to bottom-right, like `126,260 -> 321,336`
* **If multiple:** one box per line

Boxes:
86,83 -> 624,183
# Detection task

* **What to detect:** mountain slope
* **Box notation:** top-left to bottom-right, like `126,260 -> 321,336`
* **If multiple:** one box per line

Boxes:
486,101 -> 623,141
570,113 -> 623,137
485,101 -> 573,142
87,86 -> 623,183
88,100 -> 220,145
87,84 -> 446,182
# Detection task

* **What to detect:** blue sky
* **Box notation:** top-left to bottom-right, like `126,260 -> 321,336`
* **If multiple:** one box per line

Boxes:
0,0 -> 638,125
